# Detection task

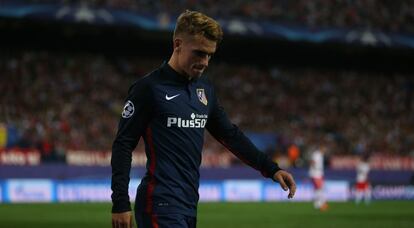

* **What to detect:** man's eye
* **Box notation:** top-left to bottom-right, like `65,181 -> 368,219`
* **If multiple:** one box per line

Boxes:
194,51 -> 205,57
194,51 -> 211,58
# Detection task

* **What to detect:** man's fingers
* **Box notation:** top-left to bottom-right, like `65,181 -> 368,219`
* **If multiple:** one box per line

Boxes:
122,220 -> 131,228
274,171 -> 297,199
112,212 -> 132,228
286,174 -> 297,199
112,218 -> 131,228
281,177 -> 295,195
112,219 -> 119,228
288,179 -> 297,199
113,221 -> 130,228
277,175 -> 289,191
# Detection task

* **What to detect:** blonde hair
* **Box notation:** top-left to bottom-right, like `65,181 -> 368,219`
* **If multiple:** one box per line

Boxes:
173,10 -> 223,43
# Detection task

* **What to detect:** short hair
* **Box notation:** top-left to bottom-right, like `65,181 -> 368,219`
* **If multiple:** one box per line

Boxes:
173,10 -> 223,43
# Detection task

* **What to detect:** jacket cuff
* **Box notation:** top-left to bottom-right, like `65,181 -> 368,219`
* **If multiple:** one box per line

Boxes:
261,158 -> 282,179
112,201 -> 132,213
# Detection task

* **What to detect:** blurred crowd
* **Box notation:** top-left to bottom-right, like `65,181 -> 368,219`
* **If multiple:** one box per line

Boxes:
209,64 -> 414,159
0,52 -> 157,160
18,0 -> 414,33
1,51 -> 414,163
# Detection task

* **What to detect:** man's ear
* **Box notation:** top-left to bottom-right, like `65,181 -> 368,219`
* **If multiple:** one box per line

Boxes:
173,38 -> 182,52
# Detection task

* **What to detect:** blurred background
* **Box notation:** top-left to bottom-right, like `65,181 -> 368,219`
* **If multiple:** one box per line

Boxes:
1,0 -> 414,227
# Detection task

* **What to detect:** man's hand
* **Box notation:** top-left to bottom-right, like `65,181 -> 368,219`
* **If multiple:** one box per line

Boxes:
273,170 -> 296,199
112,211 -> 133,228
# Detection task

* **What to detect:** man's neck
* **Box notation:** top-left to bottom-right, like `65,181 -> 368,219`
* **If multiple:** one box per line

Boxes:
168,57 -> 192,80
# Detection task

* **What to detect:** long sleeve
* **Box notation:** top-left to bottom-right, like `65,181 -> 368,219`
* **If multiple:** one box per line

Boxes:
111,79 -> 153,213
206,87 -> 281,179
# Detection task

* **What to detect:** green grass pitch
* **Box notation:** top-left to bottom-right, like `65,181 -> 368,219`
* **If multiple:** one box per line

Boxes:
0,201 -> 413,228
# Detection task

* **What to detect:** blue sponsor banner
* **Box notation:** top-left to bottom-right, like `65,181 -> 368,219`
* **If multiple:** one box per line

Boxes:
0,181 -> 3,202
6,179 -> 54,203
0,179 -> 351,203
371,185 -> 414,200
56,179 -> 111,202
4,178 -> 414,202
199,181 -> 223,202
55,178 -> 140,202
325,181 -> 350,201
223,180 -> 263,201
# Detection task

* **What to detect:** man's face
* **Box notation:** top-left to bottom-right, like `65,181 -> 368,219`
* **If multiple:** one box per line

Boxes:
175,34 -> 217,79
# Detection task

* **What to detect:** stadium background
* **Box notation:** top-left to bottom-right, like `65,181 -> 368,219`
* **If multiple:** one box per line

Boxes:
1,0 -> 414,227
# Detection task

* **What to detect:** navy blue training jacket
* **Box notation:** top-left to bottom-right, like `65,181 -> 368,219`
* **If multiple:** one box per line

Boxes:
111,62 -> 281,216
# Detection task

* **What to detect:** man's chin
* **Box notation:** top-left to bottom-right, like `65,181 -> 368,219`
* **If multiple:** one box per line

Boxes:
190,71 -> 203,78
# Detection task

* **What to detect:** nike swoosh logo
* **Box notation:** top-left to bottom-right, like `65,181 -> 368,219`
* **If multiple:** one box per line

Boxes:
165,94 -> 180,100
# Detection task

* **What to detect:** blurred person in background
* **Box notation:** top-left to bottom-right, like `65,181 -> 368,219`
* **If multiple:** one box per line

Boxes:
111,10 -> 296,228
288,143 -> 300,168
355,153 -> 371,205
309,143 -> 328,211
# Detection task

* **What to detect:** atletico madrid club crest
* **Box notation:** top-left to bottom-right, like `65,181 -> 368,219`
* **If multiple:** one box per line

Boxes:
196,88 -> 208,106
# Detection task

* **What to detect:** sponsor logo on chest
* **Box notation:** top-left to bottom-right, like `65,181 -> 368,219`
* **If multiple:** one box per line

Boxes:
167,113 -> 208,128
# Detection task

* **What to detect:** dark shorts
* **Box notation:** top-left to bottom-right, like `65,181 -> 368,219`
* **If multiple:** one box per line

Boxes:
135,212 -> 197,228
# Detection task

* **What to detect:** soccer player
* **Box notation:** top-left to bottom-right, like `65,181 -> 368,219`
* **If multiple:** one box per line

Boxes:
111,10 -> 296,228
355,154 -> 371,205
309,144 -> 328,211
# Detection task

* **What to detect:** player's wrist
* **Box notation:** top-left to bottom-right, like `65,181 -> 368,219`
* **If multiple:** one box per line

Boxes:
271,167 -> 283,182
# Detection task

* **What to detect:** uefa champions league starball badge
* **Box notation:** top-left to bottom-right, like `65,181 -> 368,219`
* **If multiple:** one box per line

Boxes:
122,100 -> 135,118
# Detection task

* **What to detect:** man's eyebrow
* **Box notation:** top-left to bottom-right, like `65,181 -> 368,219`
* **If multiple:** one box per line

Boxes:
194,50 -> 215,56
